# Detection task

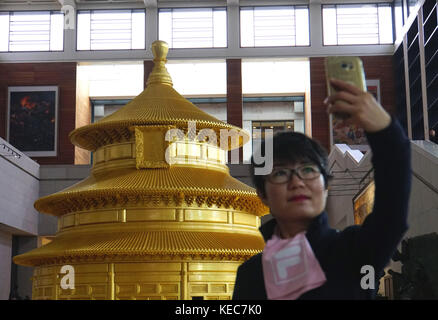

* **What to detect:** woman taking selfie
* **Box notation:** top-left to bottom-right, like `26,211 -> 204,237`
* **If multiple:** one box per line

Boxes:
232,78 -> 412,300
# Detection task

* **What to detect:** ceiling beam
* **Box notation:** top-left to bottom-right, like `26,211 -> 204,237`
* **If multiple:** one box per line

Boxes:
57,0 -> 76,7
227,0 -> 239,6
144,0 -> 157,8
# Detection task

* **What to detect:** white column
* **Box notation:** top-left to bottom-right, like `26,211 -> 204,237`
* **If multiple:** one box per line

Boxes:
60,0 -> 77,60
417,8 -> 429,140
402,34 -> 413,139
309,2 -> 323,52
145,0 -> 158,55
227,0 -> 240,56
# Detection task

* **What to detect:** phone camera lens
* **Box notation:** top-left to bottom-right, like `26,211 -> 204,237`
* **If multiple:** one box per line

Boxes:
341,62 -> 354,70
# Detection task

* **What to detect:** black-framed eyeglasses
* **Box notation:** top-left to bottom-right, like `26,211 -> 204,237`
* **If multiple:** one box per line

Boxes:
266,164 -> 322,184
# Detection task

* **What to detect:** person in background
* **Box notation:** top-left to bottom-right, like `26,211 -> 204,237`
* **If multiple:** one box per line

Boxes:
429,128 -> 438,144
232,78 -> 412,300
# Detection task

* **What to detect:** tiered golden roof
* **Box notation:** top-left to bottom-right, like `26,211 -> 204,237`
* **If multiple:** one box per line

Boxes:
14,41 -> 268,300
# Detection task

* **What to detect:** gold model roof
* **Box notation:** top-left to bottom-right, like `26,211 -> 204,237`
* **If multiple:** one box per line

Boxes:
34,166 -> 267,216
14,230 -> 265,267
70,41 -> 248,151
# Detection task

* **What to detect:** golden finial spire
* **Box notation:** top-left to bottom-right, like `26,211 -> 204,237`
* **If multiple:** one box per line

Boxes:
146,40 -> 173,86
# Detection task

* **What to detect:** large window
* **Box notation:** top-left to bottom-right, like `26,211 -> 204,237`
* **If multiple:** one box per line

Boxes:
166,60 -> 227,121
166,60 -> 227,96
86,60 -> 227,123
393,0 -> 404,41
242,59 -> 309,162
77,10 -> 145,50
159,8 -> 227,48
0,11 -> 64,52
240,6 -> 309,47
322,3 -> 393,45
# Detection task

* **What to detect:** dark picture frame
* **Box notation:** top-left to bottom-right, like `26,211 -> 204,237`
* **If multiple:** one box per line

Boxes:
7,86 -> 58,157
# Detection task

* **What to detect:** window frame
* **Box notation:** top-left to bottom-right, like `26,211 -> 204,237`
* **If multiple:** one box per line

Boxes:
0,10 -> 65,53
76,8 -> 146,51
321,2 -> 394,46
239,5 -> 311,48
158,6 -> 228,49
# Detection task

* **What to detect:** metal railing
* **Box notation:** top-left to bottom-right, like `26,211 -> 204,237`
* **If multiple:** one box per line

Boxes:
0,144 -> 21,159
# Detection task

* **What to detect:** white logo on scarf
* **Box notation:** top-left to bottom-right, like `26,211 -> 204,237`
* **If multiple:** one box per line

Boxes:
269,239 -> 308,285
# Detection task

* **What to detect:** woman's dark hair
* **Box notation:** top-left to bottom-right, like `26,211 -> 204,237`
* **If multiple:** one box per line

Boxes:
251,131 -> 332,197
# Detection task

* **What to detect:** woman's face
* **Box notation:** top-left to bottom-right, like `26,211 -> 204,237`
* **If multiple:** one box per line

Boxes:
258,161 -> 328,224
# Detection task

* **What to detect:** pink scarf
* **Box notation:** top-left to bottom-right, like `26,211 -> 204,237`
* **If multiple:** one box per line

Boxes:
262,230 -> 327,300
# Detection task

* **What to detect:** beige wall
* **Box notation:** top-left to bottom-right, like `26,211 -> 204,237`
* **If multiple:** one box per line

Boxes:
75,66 -> 91,165
406,141 -> 438,238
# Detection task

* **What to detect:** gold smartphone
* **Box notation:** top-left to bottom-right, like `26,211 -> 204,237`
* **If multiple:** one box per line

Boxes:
325,56 -> 367,119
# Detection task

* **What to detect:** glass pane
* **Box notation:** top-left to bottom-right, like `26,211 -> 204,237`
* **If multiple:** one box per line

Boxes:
240,8 -> 254,47
240,6 -> 309,47
77,11 -> 91,50
394,0 -> 404,40
9,11 -> 50,51
158,9 -> 172,44
81,62 -> 144,97
294,119 -> 304,133
295,7 -> 309,46
378,5 -> 393,44
336,5 -> 378,44
0,12 -> 10,51
213,8 -> 227,47
166,60 -> 227,95
323,6 -> 337,45
90,10 -> 132,50
159,8 -> 226,48
78,9 -> 145,50
172,9 -> 213,48
323,4 -> 393,45
253,6 -> 295,47
50,12 -> 64,51
132,10 -> 145,49
242,60 -> 310,94
294,101 -> 304,113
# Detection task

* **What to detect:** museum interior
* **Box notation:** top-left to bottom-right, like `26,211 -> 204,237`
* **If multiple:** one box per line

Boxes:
0,0 -> 437,300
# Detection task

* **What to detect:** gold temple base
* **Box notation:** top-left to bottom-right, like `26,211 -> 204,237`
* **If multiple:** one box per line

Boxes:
32,260 -> 241,300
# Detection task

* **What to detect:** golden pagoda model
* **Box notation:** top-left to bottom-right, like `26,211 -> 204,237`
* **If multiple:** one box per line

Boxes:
14,41 -> 268,300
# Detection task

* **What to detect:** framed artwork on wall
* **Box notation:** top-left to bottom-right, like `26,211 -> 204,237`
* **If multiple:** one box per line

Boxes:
353,180 -> 375,225
7,86 -> 58,157
329,79 -> 381,150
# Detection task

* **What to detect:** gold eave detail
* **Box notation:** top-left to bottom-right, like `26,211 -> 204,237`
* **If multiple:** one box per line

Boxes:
13,231 -> 265,267
34,167 -> 269,216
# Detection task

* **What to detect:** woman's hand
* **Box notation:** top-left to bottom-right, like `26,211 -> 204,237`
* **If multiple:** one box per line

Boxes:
324,78 -> 391,133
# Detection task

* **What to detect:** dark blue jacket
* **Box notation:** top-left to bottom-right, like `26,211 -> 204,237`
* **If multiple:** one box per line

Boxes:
232,119 -> 411,300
